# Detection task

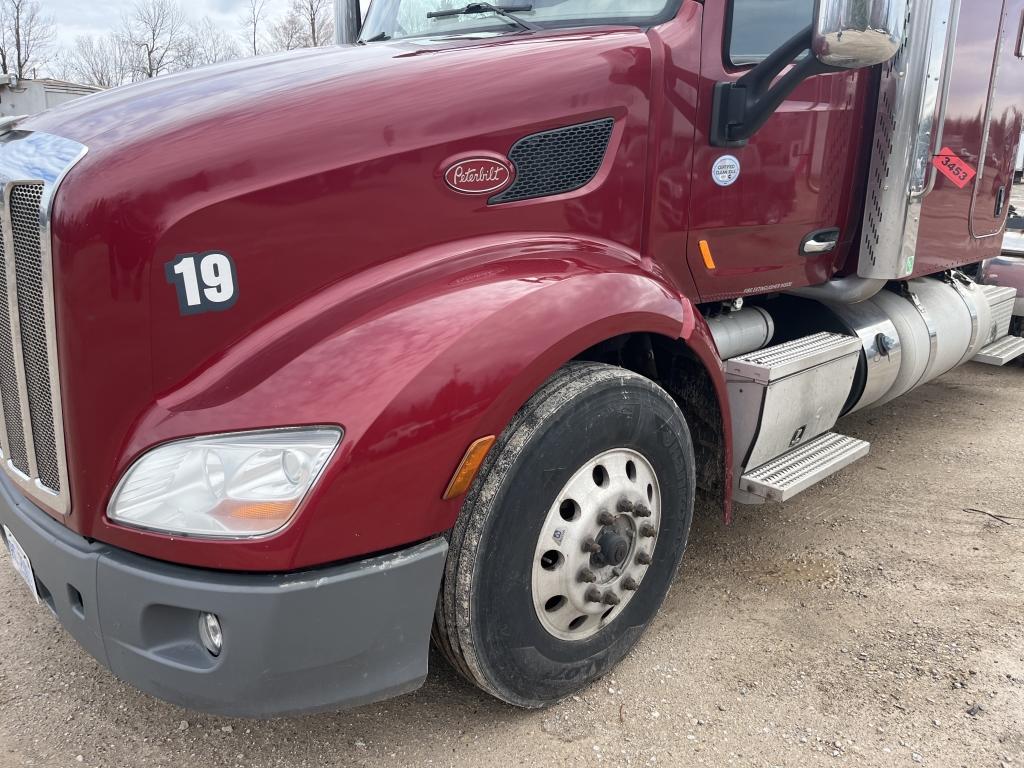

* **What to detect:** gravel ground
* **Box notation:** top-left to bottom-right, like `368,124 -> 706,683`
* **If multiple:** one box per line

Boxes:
1,362 -> 1022,768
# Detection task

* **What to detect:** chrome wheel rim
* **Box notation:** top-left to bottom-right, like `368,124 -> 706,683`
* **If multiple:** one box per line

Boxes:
531,448 -> 661,641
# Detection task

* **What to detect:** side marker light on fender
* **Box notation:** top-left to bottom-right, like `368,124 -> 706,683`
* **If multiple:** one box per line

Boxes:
444,436 -> 497,500
699,239 -> 716,270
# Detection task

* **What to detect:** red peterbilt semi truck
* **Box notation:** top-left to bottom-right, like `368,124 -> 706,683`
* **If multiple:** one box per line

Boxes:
0,0 -> 1022,717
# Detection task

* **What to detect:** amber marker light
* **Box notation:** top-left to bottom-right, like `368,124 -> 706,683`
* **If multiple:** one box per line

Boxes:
699,239 -> 716,270
444,436 -> 497,500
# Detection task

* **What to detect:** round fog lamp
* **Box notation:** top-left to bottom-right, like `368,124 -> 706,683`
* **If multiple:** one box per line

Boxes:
199,612 -> 223,656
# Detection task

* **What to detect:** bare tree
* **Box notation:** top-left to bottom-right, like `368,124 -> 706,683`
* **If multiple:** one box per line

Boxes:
0,0 -> 56,78
178,17 -> 240,69
60,33 -> 133,88
121,0 -> 187,79
268,10 -> 305,52
268,0 -> 334,52
240,0 -> 268,57
293,0 -> 333,48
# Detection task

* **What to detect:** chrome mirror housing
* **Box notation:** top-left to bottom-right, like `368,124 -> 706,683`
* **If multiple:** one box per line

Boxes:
813,0 -> 908,68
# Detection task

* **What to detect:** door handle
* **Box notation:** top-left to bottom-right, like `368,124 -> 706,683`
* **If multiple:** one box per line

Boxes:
800,228 -> 841,255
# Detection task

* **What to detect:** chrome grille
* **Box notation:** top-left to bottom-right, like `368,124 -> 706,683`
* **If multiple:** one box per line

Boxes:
0,229 -> 28,472
0,129 -> 87,516
12,184 -> 61,491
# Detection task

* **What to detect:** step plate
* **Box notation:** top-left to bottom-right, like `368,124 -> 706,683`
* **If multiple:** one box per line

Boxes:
740,433 -> 870,503
972,335 -> 1024,366
726,332 -> 862,384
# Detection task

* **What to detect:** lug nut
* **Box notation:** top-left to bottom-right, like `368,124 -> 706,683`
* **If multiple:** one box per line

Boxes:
616,499 -> 635,515
585,586 -> 603,603
582,538 -> 601,554
602,591 -> 621,606
633,504 -> 652,518
639,523 -> 656,538
578,568 -> 597,584
636,552 -> 652,566
622,576 -> 638,591
597,510 -> 615,526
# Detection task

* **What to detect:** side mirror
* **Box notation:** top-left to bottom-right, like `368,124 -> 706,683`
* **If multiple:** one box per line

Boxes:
813,0 -> 907,68
711,0 -> 907,147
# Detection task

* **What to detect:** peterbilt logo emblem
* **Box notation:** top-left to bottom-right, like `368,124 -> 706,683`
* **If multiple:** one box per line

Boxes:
444,157 -> 513,195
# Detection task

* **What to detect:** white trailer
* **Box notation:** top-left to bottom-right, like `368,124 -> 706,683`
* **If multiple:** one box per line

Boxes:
0,76 -> 101,118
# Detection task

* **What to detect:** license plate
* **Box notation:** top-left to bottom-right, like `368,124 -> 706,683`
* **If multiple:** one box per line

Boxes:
2,525 -> 39,603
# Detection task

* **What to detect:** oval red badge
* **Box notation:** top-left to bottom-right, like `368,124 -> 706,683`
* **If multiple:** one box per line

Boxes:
444,157 -> 513,195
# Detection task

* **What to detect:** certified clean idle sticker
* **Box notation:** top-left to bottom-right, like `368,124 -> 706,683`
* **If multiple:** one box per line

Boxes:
165,252 -> 238,315
712,154 -> 741,187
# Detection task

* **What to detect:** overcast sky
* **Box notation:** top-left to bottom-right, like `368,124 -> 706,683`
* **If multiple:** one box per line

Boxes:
48,0 -> 308,45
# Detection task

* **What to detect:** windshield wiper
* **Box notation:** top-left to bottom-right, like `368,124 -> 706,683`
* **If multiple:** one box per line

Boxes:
361,31 -> 392,43
427,3 -> 539,32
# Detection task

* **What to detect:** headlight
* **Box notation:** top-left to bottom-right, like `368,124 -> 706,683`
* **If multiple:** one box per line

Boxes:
108,428 -> 342,538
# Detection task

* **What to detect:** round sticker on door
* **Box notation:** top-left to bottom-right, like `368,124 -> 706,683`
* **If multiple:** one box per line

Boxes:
712,155 -> 741,187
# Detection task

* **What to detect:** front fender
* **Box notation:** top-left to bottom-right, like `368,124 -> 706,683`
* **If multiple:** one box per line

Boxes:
96,235 -> 712,570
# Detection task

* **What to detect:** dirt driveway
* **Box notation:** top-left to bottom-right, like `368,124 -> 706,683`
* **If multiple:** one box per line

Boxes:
1,362 -> 1022,768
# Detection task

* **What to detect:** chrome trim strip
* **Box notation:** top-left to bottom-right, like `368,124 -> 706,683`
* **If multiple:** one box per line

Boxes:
923,0 -> 961,196
0,131 -> 87,516
948,275 -> 981,366
1,181 -> 38,479
906,289 -> 940,390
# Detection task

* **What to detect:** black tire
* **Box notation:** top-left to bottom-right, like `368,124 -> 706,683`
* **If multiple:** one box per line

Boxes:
432,362 -> 696,707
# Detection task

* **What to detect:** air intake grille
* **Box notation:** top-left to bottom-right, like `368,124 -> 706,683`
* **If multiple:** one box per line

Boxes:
0,229 -> 28,473
0,181 -> 66,502
490,118 -> 614,204
11,184 -> 61,492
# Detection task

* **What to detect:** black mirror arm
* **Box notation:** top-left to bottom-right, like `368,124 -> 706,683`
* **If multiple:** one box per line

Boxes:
710,25 -> 837,148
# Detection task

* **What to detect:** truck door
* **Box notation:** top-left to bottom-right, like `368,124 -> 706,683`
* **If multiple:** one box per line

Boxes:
684,0 -> 872,303
967,0 -> 1024,238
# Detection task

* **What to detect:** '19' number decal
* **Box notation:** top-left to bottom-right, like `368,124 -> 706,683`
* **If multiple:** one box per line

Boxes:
165,252 -> 238,315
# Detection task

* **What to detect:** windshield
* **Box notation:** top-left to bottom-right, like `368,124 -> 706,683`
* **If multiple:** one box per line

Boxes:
360,1 -> 681,42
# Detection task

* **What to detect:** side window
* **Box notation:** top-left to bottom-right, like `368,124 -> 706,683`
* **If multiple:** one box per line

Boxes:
728,0 -> 815,65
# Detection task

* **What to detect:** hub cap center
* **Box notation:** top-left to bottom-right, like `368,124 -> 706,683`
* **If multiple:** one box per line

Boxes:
596,527 -> 630,567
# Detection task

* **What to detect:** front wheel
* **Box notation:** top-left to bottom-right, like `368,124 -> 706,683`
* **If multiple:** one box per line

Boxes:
433,362 -> 696,707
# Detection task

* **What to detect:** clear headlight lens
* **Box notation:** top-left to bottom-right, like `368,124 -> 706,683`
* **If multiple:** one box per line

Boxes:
108,428 -> 342,538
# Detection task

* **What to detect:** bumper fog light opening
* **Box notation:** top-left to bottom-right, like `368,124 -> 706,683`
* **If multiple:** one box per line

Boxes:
199,612 -> 223,657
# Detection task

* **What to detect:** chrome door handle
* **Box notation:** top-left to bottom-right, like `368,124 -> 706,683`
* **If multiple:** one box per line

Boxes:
800,228 -> 841,255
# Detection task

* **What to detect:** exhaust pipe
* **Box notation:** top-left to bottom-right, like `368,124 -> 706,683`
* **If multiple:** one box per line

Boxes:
335,0 -> 362,45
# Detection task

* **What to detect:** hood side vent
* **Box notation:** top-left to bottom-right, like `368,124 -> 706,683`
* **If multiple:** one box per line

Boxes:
490,117 -> 614,205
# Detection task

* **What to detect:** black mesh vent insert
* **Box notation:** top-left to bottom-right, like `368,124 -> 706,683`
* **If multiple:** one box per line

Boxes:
490,118 -> 615,204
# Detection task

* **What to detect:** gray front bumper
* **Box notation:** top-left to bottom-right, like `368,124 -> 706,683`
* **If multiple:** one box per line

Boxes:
0,476 -> 447,718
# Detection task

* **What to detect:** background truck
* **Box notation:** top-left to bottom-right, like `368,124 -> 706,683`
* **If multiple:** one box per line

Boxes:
978,202 -> 1024,338
0,0 -> 1022,718
1016,129 -> 1024,182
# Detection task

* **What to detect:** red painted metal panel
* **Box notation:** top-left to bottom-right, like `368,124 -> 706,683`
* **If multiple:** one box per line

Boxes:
682,0 -> 875,303
20,25 -> 731,570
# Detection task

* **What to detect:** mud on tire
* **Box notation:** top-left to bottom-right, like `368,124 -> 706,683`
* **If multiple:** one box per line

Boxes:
432,362 -> 696,707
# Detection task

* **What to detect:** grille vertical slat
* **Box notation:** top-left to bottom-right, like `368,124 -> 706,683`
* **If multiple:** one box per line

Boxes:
0,228 -> 29,473
11,184 -> 60,492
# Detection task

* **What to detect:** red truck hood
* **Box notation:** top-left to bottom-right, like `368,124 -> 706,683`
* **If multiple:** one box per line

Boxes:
14,28 -> 657,559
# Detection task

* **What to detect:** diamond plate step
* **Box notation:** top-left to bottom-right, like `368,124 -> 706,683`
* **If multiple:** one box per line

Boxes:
973,335 -> 1024,366
726,332 -> 862,384
740,433 -> 870,503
